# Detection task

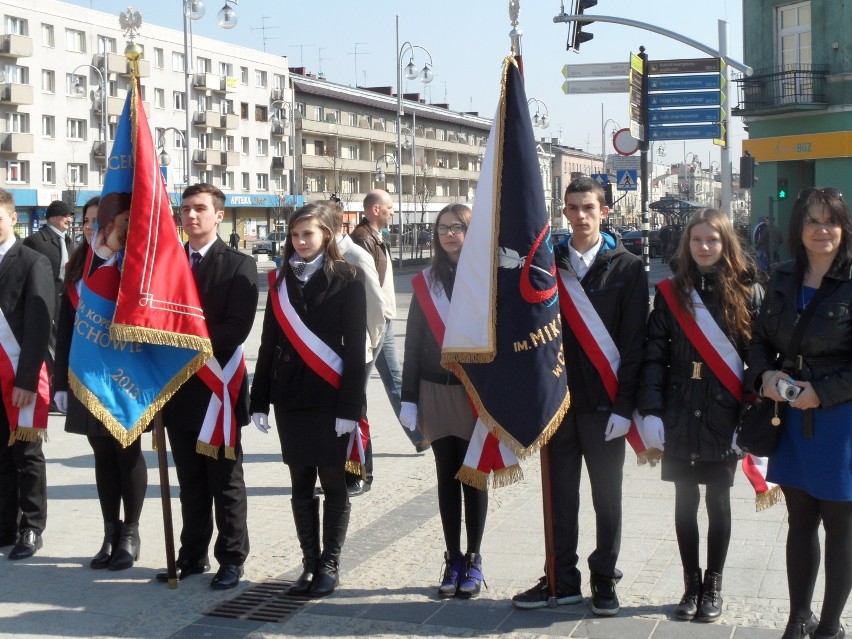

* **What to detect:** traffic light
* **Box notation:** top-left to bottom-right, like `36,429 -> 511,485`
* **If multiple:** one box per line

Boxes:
604,183 -> 613,208
570,0 -> 597,51
739,151 -> 758,189
777,178 -> 789,200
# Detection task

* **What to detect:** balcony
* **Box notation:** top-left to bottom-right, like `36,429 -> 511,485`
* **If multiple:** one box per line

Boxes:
194,73 -> 226,93
222,151 -> 240,166
218,113 -> 240,130
271,156 -> 293,171
98,53 -> 150,78
192,149 -> 212,166
0,82 -> 33,105
733,64 -> 828,116
92,140 -> 106,159
0,34 -> 33,58
0,132 -> 33,154
193,110 -> 219,128
270,121 -> 289,136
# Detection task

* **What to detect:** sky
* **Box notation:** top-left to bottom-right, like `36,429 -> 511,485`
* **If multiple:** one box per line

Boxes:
68,0 -> 746,168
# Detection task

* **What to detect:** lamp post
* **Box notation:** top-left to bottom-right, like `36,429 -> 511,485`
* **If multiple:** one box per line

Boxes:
72,64 -> 108,151
374,153 -> 397,185
528,98 -> 550,129
601,117 -> 620,164
182,0 -> 238,186
395,15 -> 433,267
270,99 -> 294,195
157,126 -> 188,187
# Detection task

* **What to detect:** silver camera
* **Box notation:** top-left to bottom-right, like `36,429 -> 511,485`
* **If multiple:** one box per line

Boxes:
777,378 -> 803,402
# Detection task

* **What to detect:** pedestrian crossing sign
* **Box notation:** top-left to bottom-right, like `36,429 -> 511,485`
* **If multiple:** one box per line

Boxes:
616,169 -> 638,191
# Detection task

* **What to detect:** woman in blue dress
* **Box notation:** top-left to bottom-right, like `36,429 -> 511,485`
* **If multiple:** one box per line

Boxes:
749,187 -> 852,639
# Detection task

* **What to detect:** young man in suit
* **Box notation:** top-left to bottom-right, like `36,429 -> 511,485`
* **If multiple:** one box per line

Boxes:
0,189 -> 54,559
157,184 -> 258,589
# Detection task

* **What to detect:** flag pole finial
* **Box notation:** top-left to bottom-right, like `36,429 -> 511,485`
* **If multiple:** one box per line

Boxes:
508,1 -> 523,65
120,7 -> 144,73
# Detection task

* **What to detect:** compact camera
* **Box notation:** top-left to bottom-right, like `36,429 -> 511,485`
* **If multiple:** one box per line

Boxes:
777,378 -> 803,402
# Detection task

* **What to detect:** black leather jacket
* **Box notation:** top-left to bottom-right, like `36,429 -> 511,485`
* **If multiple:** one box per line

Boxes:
748,260 -> 852,409
638,269 -> 763,463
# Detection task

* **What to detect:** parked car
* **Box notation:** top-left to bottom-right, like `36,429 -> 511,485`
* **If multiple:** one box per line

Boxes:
252,230 -> 288,255
620,229 -> 662,258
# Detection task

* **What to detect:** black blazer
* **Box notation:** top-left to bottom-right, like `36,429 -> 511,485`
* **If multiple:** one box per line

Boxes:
22,225 -> 75,320
0,240 -> 54,391
162,238 -> 259,433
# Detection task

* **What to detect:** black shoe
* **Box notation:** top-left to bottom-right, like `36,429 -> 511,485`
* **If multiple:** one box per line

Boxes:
512,576 -> 583,609
781,613 -> 819,639
91,520 -> 122,570
210,563 -> 244,590
590,570 -> 621,616
695,570 -> 723,622
675,568 -> 703,621
108,522 -> 140,571
346,478 -> 371,497
814,624 -> 845,639
156,557 -> 210,582
9,530 -> 43,560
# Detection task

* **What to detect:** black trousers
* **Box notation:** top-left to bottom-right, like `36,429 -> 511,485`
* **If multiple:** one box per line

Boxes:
0,406 -> 47,537
167,428 -> 249,566
548,410 -> 625,589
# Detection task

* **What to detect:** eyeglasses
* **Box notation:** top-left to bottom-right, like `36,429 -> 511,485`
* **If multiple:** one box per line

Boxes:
436,223 -> 466,235
797,187 -> 844,202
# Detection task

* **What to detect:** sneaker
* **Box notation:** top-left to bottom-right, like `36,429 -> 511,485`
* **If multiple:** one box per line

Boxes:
457,552 -> 486,599
438,552 -> 464,599
512,576 -> 583,609
590,571 -> 621,616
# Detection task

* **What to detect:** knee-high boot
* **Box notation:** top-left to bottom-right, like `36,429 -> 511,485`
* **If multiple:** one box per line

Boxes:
289,497 -> 320,595
309,501 -> 350,598
90,520 -> 121,569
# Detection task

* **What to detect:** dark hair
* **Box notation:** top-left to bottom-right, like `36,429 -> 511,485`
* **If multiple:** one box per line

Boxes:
672,208 -> 755,340
274,200 -> 354,288
97,192 -> 131,229
428,203 -> 471,293
64,197 -> 100,289
788,187 -> 852,283
182,183 -> 225,212
565,176 -> 606,208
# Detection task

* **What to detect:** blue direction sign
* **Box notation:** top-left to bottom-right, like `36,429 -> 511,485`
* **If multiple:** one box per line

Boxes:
648,107 -> 721,125
591,173 -> 609,186
648,91 -> 721,108
648,124 -> 722,141
616,170 -> 638,191
647,74 -> 721,92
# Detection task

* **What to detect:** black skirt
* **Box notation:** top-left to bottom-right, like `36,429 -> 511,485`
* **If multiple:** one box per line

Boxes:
661,456 -> 738,487
273,405 -> 348,467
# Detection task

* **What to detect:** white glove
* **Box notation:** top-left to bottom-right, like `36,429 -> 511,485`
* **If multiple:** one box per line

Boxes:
252,412 -> 270,433
399,402 -> 418,432
335,418 -> 358,437
642,415 -> 665,451
53,391 -> 68,414
731,430 -> 743,456
604,413 -> 631,441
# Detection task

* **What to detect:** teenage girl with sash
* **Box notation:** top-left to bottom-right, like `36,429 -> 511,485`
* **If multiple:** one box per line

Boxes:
638,208 -> 763,622
399,203 -> 487,599
250,201 -> 366,598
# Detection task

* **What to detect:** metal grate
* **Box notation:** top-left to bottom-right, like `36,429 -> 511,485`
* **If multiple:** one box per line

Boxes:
205,578 -> 311,623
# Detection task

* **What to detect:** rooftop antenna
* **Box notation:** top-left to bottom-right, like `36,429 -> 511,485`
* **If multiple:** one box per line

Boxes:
317,47 -> 331,80
349,42 -> 369,87
289,44 -> 317,68
251,16 -> 279,53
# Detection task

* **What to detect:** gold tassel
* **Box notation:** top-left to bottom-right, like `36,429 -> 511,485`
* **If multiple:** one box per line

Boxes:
195,440 -> 219,460
344,460 -> 362,477
755,485 -> 784,512
455,466 -> 489,491
491,464 -> 524,489
10,427 -> 48,445
636,449 -> 663,467
224,446 -> 236,461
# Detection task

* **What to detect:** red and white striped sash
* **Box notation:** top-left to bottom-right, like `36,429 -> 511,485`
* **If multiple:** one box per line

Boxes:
0,310 -> 49,445
196,345 -> 246,460
413,269 -> 522,490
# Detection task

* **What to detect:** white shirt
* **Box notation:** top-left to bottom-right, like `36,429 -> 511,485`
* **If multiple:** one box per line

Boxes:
567,235 -> 603,280
188,237 -> 217,263
47,223 -> 69,280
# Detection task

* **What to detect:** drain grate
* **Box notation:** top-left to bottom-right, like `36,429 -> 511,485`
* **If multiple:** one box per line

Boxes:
205,578 -> 311,623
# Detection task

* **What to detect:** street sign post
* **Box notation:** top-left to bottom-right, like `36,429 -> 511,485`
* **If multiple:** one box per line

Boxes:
590,173 -> 609,186
648,123 -> 722,140
648,58 -> 721,74
612,128 -> 640,156
628,52 -> 645,140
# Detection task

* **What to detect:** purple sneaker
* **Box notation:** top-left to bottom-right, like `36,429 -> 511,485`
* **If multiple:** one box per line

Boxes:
438,552 -> 464,598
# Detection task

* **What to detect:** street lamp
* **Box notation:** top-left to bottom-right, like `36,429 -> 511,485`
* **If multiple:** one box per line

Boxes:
528,98 -> 549,129
157,127 -> 188,187
395,14 -> 433,267
374,153 -> 397,185
601,117 -> 620,162
72,64 -> 108,148
182,0 -> 238,186
270,99 -> 294,194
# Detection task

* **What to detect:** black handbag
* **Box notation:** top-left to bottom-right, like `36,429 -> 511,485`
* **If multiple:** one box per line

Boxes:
735,396 -> 783,457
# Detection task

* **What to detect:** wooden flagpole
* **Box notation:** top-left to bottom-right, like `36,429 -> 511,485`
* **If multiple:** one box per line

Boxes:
153,412 -> 178,588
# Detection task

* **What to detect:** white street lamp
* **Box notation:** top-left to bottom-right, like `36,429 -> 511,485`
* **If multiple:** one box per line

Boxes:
528,98 -> 549,129
71,64 -> 108,148
271,99 -> 294,195
374,153 -> 397,185
157,126 -> 188,187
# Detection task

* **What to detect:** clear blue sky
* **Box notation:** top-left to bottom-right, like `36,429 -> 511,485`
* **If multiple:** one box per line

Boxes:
69,0 -> 745,167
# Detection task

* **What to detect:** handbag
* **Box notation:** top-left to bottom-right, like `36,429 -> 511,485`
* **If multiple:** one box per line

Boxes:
735,396 -> 783,457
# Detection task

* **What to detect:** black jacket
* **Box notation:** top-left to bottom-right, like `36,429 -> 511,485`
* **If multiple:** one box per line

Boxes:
555,233 -> 648,418
748,260 -> 852,409
638,269 -> 763,463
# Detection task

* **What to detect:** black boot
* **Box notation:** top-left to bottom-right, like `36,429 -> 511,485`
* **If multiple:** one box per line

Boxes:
90,520 -> 121,570
695,570 -> 723,622
108,522 -> 140,571
308,502 -> 350,598
780,613 -> 819,639
675,568 -> 702,620
289,497 -> 320,595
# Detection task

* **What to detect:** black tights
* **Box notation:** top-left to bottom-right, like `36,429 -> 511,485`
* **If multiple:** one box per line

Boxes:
289,464 -> 348,505
432,436 -> 488,557
88,436 -> 147,525
674,481 -> 731,574
782,485 -> 852,636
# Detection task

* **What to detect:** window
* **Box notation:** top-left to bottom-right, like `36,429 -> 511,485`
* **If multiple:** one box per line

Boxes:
273,140 -> 285,156
348,113 -> 357,127
198,133 -> 211,150
198,170 -> 211,184
42,115 -> 54,138
41,24 -> 54,47
221,99 -> 234,115
219,62 -> 233,77
343,144 -> 359,160
255,69 -> 267,87
8,113 -> 29,133
273,74 -> 285,90
67,118 -> 87,140
98,36 -> 116,54
6,65 -> 28,85
256,139 -> 268,156
172,51 -> 185,72
777,1 -> 812,66
5,16 -> 28,36
240,66 -> 249,84
241,172 -> 250,190
197,94 -> 209,112
66,73 -> 85,96
173,130 -> 185,148
273,175 -> 286,192
6,161 -> 28,183
153,87 -> 164,108
67,163 -> 86,185
173,91 -> 185,111
65,29 -> 85,53
221,171 -> 233,189
256,173 -> 268,191
41,70 -> 55,94
42,162 -> 55,184
296,102 -> 306,118
342,177 -> 358,194
315,106 -> 324,122
197,57 -> 211,74
241,137 -> 249,155
240,102 -> 249,120
314,140 -> 325,156
223,135 -> 235,151
153,47 -> 164,68
329,109 -> 340,123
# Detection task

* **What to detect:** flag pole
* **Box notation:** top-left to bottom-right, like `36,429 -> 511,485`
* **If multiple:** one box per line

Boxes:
154,412 -> 178,588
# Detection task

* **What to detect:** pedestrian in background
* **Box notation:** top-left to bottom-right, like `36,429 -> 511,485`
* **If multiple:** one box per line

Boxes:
229,229 -> 239,250
638,208 -> 763,622
748,187 -> 852,639
400,204 -> 487,600
755,215 -> 783,271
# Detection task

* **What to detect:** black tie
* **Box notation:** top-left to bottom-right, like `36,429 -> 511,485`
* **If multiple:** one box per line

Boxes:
191,252 -> 202,271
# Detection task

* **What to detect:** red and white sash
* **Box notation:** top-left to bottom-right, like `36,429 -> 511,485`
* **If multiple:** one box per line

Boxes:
0,310 -> 49,445
196,345 -> 246,460
556,269 -> 650,462
413,269 -> 522,490
657,277 -> 780,509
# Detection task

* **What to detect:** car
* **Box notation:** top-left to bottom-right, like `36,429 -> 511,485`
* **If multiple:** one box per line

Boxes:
620,229 -> 663,258
251,230 -> 288,255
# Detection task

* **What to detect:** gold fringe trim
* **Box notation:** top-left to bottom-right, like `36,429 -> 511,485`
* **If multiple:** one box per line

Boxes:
455,466 -> 489,491
755,485 -> 784,512
110,323 -> 213,357
636,449 -> 663,467
344,460 -> 366,479
491,463 -> 524,489
8,427 -> 47,445
196,440 -> 219,460
224,445 -> 235,461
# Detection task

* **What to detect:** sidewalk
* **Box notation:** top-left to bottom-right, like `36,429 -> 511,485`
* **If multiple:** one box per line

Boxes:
0,267 -> 847,639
